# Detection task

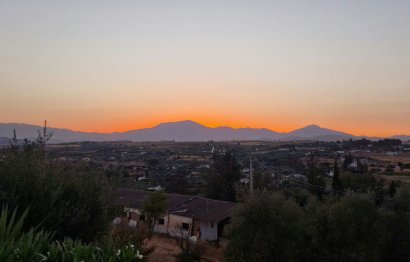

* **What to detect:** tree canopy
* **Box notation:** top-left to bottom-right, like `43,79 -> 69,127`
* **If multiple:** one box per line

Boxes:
225,187 -> 410,262
141,190 -> 167,233
205,151 -> 241,201
0,124 -> 115,242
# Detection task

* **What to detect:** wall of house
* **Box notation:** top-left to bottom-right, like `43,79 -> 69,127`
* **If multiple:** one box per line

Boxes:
124,207 -> 140,228
123,207 -> 224,241
153,215 -> 168,234
199,221 -> 218,241
167,214 -> 193,238
124,207 -> 169,234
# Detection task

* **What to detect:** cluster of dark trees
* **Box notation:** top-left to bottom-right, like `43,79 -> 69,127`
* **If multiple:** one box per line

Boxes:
0,126 -> 115,242
226,189 -> 410,262
205,151 -> 410,261
204,151 -> 241,202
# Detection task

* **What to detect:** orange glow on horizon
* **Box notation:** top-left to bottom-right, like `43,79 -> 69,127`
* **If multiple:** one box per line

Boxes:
40,116 -> 404,138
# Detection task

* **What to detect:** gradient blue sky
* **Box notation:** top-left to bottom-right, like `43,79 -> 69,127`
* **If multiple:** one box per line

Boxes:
1,0 -> 409,136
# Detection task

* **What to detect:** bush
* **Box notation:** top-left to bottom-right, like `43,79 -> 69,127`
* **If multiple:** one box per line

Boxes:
225,191 -> 304,262
0,127 -> 115,242
225,188 -> 410,262
0,207 -> 144,261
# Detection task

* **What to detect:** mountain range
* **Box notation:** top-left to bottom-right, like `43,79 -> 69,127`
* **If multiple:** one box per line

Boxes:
0,120 -> 408,144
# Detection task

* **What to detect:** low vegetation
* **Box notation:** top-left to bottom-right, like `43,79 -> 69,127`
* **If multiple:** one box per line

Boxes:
0,207 -> 143,261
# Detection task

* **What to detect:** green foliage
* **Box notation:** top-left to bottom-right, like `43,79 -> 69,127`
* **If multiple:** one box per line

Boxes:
253,171 -> 271,190
107,224 -> 147,251
332,158 -> 343,193
343,154 -> 354,170
0,125 -> 114,242
0,207 -> 143,261
225,187 -> 410,262
225,191 -> 304,262
389,180 -> 397,197
307,194 -> 382,261
205,151 -> 241,201
0,207 -> 52,261
47,166 -> 115,241
283,189 -> 311,207
340,172 -> 377,193
174,237 -> 204,262
306,155 -> 326,199
142,191 -> 167,233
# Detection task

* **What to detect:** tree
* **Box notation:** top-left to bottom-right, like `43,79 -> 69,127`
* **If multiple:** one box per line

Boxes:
141,191 -> 167,233
165,174 -> 189,194
205,151 -> 241,201
339,172 -> 377,193
343,154 -> 354,171
226,185 -> 410,262
306,155 -> 326,199
389,181 -> 397,197
304,193 -> 383,262
332,158 -> 343,193
253,171 -> 271,190
48,166 -> 115,241
381,187 -> 410,261
225,192 -> 304,262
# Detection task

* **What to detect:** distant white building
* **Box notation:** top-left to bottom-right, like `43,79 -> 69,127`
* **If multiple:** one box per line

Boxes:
137,176 -> 148,182
147,185 -> 163,191
240,178 -> 250,184
349,160 -> 358,169
327,170 -> 334,177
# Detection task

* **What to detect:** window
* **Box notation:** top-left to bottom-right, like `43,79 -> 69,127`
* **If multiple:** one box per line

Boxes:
158,218 -> 165,225
182,223 -> 189,230
139,215 -> 145,221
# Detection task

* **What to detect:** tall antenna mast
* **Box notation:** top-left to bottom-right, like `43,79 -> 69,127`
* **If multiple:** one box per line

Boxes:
250,154 -> 254,195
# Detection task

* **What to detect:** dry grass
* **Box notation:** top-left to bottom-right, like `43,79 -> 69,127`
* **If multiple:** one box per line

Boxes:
144,235 -> 225,262
355,152 -> 410,164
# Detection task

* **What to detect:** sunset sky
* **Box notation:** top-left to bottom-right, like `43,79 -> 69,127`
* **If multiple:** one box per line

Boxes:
1,1 -> 409,137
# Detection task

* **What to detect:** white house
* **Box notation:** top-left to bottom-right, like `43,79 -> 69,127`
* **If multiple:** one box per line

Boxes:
116,188 -> 235,242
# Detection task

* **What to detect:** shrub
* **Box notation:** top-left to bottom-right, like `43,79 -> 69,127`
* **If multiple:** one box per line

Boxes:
0,207 -> 144,261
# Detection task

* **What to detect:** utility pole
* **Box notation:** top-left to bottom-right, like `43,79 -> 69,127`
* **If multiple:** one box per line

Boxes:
250,154 -> 254,195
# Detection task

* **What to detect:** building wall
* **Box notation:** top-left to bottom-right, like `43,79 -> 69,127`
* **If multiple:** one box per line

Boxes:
124,208 -> 141,229
124,207 -> 169,234
199,221 -> 218,241
167,214 -> 193,238
123,207 -> 221,240
153,215 -> 168,234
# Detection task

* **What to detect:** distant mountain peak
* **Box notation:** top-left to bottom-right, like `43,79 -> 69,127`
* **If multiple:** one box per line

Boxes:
287,124 -> 354,140
155,120 -> 205,128
299,124 -> 321,130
